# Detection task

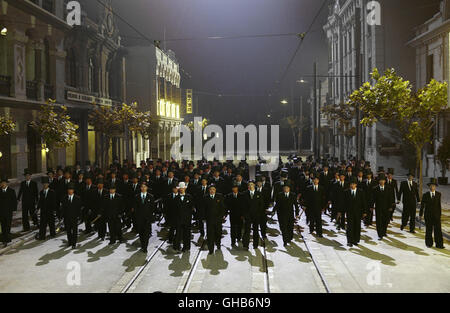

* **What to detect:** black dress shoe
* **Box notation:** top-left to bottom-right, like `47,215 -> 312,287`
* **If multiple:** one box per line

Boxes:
400,225 -> 404,231
353,243 -> 358,246
317,234 -> 323,238
208,250 -> 214,255
347,243 -> 353,247
437,246 -> 445,249
378,237 -> 383,241
141,248 -> 148,253
109,241 -> 115,245
409,230 -> 416,234
71,245 -> 76,249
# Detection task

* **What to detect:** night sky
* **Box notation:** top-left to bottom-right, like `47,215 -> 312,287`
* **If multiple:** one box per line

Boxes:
112,0 -> 329,125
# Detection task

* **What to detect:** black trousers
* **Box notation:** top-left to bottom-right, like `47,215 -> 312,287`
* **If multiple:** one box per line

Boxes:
0,214 -> 12,243
96,216 -> 107,239
39,210 -> 55,239
197,219 -> 205,236
137,220 -> 152,250
174,224 -> 191,250
168,225 -> 176,243
375,208 -> 389,238
206,221 -> 222,253
82,207 -> 92,232
337,210 -> 346,229
108,217 -> 123,243
230,217 -> 243,243
425,217 -> 443,248
260,215 -> 267,238
309,210 -> 323,236
278,217 -> 294,245
401,204 -> 416,231
22,203 -> 38,230
364,208 -> 374,225
65,220 -> 78,246
346,215 -> 361,244
242,219 -> 263,249
330,203 -> 338,221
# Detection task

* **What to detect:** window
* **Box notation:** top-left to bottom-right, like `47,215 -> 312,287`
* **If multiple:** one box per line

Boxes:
66,49 -> 77,87
42,0 -> 54,14
88,57 -> 97,93
426,54 -> 434,84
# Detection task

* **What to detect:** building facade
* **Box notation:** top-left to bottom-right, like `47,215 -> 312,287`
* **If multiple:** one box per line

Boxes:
126,45 -> 183,162
408,0 -> 450,179
323,0 -> 428,171
0,0 -> 127,179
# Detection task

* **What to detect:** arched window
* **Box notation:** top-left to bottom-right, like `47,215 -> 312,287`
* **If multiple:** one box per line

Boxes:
88,57 -> 97,93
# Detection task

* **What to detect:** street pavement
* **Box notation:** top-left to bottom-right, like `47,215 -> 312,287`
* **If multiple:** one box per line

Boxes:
1,174 -> 449,293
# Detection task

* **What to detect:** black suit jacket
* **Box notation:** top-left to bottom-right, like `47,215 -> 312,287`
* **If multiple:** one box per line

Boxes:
225,192 -> 245,221
398,180 -> 420,208
61,195 -> 82,223
344,189 -> 367,218
37,189 -> 57,214
372,185 -> 395,212
203,193 -> 226,224
0,187 -> 17,216
102,194 -> 124,221
274,192 -> 299,222
175,194 -> 194,226
420,191 -> 441,220
134,193 -> 156,223
17,180 -> 38,206
305,185 -> 326,213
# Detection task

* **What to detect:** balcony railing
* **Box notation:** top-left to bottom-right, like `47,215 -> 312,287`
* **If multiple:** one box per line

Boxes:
44,84 -> 54,100
0,75 -> 11,97
26,81 -> 38,100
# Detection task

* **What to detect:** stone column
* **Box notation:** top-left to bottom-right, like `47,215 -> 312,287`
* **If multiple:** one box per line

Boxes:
79,111 -> 89,168
9,30 -> 28,99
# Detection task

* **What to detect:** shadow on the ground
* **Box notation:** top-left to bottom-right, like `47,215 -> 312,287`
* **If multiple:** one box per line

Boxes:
122,249 -> 147,272
350,244 -> 396,266
199,249 -> 229,275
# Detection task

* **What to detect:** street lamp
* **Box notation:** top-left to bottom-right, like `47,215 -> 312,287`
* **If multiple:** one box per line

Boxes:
280,99 -> 288,105
0,27 -> 7,36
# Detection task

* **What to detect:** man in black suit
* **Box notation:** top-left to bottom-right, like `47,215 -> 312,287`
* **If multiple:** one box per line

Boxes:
103,183 -> 124,245
17,169 -> 39,231
174,182 -> 194,252
133,182 -> 155,253
274,183 -> 299,246
225,184 -> 245,245
363,171 -> 377,226
203,185 -> 226,254
37,177 -> 57,240
242,182 -> 265,249
386,168 -> 399,222
163,170 -> 179,196
344,177 -> 367,247
61,183 -> 82,249
256,176 -> 271,238
398,172 -> 420,233
233,172 -> 248,193
304,177 -> 326,237
333,171 -> 349,230
151,168 -> 164,199
0,177 -> 17,247
209,170 -> 226,194
420,179 -> 444,249
163,185 -> 180,243
81,176 -> 96,233
371,174 -> 395,240
93,179 -> 108,240
194,177 -> 209,237
118,172 -> 133,228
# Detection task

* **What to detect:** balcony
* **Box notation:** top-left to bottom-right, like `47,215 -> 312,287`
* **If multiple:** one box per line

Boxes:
0,75 -> 11,97
26,81 -> 38,100
44,84 -> 54,100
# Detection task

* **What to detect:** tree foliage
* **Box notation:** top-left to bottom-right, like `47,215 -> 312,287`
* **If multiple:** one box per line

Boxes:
348,68 -> 449,195
31,104 -> 78,149
0,114 -> 16,136
321,102 -> 357,140
186,118 -> 209,131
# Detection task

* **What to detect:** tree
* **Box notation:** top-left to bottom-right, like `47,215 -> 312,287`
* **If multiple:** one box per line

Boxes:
31,104 -> 78,167
89,105 -> 124,167
0,114 -> 16,136
321,102 -> 357,158
186,118 -> 209,131
281,116 -> 310,151
437,136 -> 450,180
348,68 -> 449,196
138,112 -> 159,140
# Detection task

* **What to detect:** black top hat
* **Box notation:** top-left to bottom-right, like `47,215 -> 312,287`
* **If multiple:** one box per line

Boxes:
427,178 -> 438,186
280,171 -> 288,178
406,171 -> 415,177
41,176 -> 50,184
1,176 -> 9,183
387,168 -> 394,175
365,170 -> 373,177
96,178 -> 105,185
85,160 -> 91,166
108,182 -> 117,190
338,170 -> 346,176
67,182 -> 76,190
349,176 -> 358,185
24,168 -> 31,175
378,166 -> 385,172
377,173 -> 387,181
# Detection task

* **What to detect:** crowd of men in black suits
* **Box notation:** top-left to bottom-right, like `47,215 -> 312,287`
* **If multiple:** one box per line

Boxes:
0,156 -> 445,253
